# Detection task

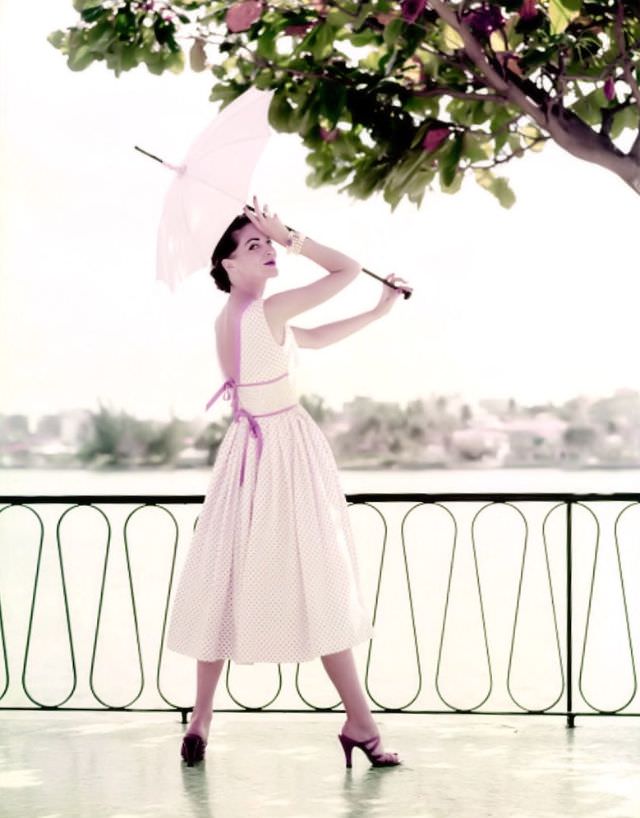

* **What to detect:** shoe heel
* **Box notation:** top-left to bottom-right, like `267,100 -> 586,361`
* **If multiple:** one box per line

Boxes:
337,733 -> 354,768
338,731 -> 401,768
181,734 -> 206,767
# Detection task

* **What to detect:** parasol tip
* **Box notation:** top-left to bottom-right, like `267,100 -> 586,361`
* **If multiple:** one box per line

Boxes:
134,145 -> 165,164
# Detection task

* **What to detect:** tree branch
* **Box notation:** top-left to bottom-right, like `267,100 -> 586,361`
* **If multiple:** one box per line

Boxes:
425,0 -> 547,128
426,0 -> 640,193
412,86 -> 505,103
468,133 -> 550,170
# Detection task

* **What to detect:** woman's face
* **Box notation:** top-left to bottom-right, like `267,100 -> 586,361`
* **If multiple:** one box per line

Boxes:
222,222 -> 278,290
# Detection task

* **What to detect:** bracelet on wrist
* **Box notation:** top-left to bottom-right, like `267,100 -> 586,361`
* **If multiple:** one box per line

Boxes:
286,229 -> 306,255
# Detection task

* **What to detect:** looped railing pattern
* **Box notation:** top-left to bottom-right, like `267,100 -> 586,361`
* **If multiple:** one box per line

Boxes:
0,492 -> 638,726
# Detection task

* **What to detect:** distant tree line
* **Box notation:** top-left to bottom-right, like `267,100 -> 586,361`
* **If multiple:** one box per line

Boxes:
3,388 -> 639,469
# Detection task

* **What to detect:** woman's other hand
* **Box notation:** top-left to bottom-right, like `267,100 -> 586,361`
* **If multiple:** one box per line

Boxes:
375,273 -> 412,315
244,195 -> 290,247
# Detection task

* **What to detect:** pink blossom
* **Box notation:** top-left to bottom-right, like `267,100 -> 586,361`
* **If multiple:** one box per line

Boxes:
422,126 -> 450,153
226,1 -> 263,33
519,0 -> 538,21
284,22 -> 315,36
319,127 -> 338,142
463,4 -> 503,37
604,76 -> 616,101
401,0 -> 426,23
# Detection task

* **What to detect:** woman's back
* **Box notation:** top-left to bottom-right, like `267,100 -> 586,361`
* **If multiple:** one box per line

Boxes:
215,298 -> 288,382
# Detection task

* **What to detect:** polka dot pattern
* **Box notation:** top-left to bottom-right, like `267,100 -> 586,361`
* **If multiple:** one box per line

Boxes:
165,298 -> 375,664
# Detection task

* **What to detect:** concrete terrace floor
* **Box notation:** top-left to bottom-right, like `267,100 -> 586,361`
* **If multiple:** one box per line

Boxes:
0,711 -> 638,818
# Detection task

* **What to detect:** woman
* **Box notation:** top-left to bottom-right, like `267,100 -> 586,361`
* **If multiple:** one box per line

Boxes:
166,195 -> 412,768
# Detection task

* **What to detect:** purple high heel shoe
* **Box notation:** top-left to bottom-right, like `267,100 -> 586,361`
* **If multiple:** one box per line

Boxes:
337,730 -> 401,768
181,733 -> 207,767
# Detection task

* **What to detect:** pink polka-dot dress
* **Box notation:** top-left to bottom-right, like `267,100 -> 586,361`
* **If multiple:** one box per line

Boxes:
165,295 -> 375,664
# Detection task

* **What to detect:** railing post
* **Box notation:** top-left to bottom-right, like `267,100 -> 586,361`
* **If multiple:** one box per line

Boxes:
566,500 -> 575,728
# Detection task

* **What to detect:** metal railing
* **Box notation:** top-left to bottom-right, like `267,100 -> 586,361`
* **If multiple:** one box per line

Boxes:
0,492 -> 638,726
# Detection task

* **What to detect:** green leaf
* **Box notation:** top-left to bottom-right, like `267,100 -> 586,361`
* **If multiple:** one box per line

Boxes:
116,10 -> 134,36
383,18 -> 404,48
494,129 -> 508,153
507,133 -> 521,153
107,41 -> 140,73
440,170 -> 464,195
520,46 -> 559,75
318,81 -> 347,127
490,106 -> 517,134
256,26 -> 277,61
474,168 -> 516,208
47,30 -> 67,50
409,121 -> 429,150
332,133 -> 357,160
67,44 -> 94,71
325,8 -> 353,28
143,53 -> 165,75
408,187 -> 426,207
167,48 -> 184,74
331,165 -> 353,184
80,6 -> 104,23
446,97 -> 478,127
463,131 -> 492,162
441,22 -> 464,52
491,176 -> 516,208
383,185 -> 403,211
85,19 -> 115,51
352,2 -> 376,29
385,149 -> 429,196
439,133 -> 463,187
209,83 -> 243,108
268,90 -> 299,133
610,105 -> 640,139
350,28 -> 380,47
570,86 -> 605,127
548,0 -> 581,35
406,166 -> 436,196
306,21 -> 335,61
520,124 -> 545,152
471,100 -> 491,125
359,47 -> 384,72
405,94 -> 439,117
253,69 -> 275,90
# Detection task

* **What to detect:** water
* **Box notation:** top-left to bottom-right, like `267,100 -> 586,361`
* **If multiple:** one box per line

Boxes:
1,468 -> 638,715
2,465 -> 640,495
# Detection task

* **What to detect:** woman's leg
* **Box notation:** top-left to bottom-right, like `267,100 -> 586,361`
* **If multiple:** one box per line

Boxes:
187,658 -> 225,739
321,647 -> 397,759
321,647 -> 376,733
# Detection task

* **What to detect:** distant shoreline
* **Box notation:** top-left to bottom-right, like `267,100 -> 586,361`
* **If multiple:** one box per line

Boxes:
2,462 -> 639,472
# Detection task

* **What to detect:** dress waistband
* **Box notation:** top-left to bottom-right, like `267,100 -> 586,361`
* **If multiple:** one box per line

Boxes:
205,372 -> 297,487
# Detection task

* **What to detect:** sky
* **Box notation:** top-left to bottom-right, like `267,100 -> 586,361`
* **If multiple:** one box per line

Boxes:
1,1 -> 639,425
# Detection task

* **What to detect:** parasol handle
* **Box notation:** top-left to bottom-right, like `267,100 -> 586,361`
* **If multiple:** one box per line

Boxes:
244,205 -> 412,300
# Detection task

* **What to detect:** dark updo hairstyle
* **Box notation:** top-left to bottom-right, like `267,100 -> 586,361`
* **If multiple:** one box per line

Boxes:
209,213 -> 252,293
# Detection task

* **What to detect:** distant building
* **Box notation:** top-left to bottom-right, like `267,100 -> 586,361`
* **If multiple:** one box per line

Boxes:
58,409 -> 93,446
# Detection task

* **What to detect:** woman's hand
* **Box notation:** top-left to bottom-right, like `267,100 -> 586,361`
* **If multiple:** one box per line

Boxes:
243,195 -> 290,247
375,273 -> 412,316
